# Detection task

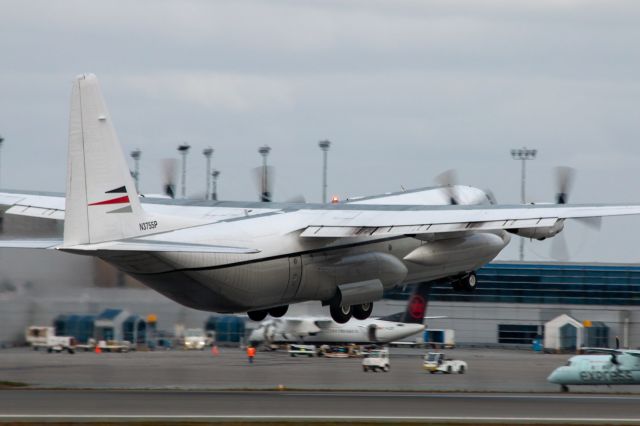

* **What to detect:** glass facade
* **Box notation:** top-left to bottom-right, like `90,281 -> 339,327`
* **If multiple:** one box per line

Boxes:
386,262 -> 640,305
497,324 -> 540,344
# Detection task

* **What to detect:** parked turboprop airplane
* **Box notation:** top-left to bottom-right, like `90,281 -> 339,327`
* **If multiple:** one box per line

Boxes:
548,348 -> 640,392
1,74 -> 640,324
248,283 -> 440,345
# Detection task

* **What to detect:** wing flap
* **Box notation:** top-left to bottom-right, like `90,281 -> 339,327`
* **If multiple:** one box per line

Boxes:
61,239 -> 260,254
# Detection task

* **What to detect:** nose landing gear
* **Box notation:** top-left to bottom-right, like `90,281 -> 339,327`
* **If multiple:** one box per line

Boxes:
451,272 -> 478,293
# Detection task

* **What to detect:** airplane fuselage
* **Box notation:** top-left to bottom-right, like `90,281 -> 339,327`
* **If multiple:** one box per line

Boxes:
249,317 -> 425,345
94,194 -> 510,313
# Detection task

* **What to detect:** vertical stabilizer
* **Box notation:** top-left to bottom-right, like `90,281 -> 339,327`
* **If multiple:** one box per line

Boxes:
64,74 -> 144,246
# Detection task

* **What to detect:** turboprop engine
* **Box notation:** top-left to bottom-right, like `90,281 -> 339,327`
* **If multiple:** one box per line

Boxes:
403,232 -> 506,267
509,220 -> 564,241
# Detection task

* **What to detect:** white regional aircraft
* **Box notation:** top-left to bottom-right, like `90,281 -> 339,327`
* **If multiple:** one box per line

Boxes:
2,74 -> 640,324
548,348 -> 640,392
249,283 -> 438,345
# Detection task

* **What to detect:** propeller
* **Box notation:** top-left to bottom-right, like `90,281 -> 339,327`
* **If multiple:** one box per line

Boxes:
435,169 -> 458,205
252,165 -> 275,202
555,166 -> 575,205
162,158 -> 178,199
549,166 -> 601,261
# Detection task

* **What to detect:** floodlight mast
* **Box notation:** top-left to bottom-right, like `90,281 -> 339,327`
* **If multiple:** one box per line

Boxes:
318,140 -> 331,204
203,147 -> 214,200
178,143 -> 191,199
130,148 -> 141,192
510,147 -> 538,261
258,145 -> 271,202
211,169 -> 220,201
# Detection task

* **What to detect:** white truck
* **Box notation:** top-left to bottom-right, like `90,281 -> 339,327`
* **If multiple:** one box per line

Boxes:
362,348 -> 390,372
183,328 -> 207,350
25,326 -> 76,353
423,352 -> 467,374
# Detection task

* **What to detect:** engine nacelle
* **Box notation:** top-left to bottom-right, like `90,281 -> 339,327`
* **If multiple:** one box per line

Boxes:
509,221 -> 564,241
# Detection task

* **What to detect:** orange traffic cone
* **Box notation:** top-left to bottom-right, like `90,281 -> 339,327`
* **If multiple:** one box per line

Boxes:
95,345 -> 102,354
211,345 -> 219,356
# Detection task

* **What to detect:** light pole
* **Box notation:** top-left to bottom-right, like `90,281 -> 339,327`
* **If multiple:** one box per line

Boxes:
211,170 -> 220,201
511,147 -> 537,261
130,148 -> 141,192
318,140 -> 331,203
0,135 -> 4,187
258,145 -> 271,202
203,147 -> 213,200
177,143 -> 190,199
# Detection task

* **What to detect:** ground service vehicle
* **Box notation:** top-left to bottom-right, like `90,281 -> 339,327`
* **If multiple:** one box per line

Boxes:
25,326 -> 76,353
288,344 -> 317,357
423,352 -> 467,374
362,348 -> 390,372
183,328 -> 207,350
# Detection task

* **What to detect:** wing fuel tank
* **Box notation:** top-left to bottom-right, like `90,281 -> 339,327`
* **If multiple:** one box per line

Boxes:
403,233 -> 505,266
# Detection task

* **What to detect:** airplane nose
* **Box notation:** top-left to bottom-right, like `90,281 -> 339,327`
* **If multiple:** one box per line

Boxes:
547,368 -> 561,383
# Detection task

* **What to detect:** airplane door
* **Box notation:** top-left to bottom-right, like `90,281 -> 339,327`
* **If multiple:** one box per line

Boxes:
368,324 -> 378,342
282,256 -> 302,301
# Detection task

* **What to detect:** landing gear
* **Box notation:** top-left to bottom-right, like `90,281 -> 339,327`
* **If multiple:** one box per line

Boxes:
561,385 -> 569,393
352,302 -> 373,320
268,305 -> 289,318
451,272 -> 478,293
330,303 -> 352,324
462,272 -> 477,292
247,309 -> 268,321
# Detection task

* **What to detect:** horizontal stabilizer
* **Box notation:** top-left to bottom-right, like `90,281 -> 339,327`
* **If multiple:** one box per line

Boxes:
61,239 -> 260,254
0,239 -> 62,249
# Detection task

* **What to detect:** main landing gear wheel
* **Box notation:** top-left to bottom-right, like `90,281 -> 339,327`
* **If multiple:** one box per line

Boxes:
269,305 -> 289,318
247,309 -> 268,321
352,302 -> 373,320
330,304 -> 352,324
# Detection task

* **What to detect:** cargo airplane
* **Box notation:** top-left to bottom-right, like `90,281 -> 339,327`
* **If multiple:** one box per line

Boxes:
1,74 -> 640,324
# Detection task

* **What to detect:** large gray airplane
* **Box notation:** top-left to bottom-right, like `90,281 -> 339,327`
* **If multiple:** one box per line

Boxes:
1,74 -> 640,324
548,348 -> 640,392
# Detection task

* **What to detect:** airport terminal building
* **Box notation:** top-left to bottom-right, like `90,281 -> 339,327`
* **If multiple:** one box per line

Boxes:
383,262 -> 640,349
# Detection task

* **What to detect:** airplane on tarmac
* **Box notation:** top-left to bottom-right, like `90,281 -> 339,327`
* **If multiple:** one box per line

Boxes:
548,348 -> 640,392
248,283 -> 440,346
2,74 -> 640,324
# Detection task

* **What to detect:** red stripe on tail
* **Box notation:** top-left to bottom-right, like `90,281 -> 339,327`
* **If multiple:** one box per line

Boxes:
88,195 -> 130,206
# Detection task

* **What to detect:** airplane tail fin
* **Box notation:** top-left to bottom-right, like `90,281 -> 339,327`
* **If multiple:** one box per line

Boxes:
400,283 -> 432,324
64,74 -> 149,246
380,283 -> 432,324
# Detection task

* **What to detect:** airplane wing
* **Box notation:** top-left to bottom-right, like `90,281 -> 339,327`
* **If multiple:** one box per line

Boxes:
300,203 -> 640,237
582,347 -> 640,357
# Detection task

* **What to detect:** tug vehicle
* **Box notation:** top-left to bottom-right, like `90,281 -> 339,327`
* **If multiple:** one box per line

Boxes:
423,352 -> 467,374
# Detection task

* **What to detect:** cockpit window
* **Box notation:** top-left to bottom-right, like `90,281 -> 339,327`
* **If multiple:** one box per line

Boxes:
566,361 -> 572,367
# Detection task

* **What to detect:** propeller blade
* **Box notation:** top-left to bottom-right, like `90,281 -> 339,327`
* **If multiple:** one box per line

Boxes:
162,158 -> 178,199
435,169 -> 458,205
484,189 -> 498,205
550,233 -> 570,262
575,216 -> 602,231
252,166 -> 275,202
555,166 -> 575,204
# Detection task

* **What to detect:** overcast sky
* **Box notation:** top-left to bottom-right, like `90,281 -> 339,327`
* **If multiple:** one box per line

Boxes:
1,0 -> 640,262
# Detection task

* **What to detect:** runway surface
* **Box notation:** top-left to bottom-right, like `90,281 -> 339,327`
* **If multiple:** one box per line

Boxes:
1,389 -> 640,423
4,346 -> 639,393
